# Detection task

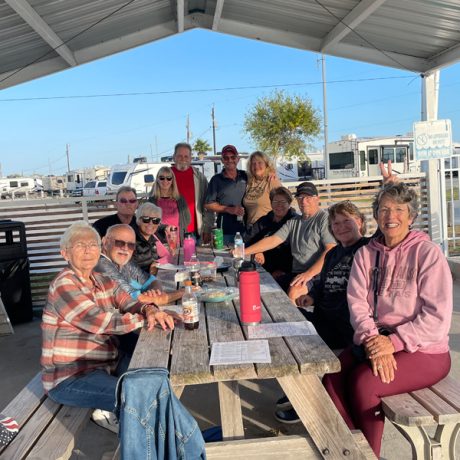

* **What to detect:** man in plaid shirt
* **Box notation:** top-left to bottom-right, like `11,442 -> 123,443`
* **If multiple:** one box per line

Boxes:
41,221 -> 177,433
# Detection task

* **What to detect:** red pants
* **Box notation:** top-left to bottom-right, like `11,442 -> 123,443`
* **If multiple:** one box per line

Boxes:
323,347 -> 451,457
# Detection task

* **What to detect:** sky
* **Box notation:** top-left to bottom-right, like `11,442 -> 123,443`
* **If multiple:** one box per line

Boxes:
1,28 -> 460,177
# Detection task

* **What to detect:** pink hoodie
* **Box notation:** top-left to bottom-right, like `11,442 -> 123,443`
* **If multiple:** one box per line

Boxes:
347,230 -> 452,354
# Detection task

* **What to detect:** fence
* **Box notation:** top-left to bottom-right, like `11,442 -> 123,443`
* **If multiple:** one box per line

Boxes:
0,173 -> 428,306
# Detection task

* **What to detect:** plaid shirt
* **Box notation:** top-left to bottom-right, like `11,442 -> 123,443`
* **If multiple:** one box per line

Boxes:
41,267 -> 145,392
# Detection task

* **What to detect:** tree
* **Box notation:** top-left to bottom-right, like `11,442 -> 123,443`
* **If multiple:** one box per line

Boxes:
193,139 -> 212,156
244,90 -> 321,161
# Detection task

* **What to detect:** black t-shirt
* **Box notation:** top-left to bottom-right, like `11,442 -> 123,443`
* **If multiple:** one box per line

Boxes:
92,213 -> 138,237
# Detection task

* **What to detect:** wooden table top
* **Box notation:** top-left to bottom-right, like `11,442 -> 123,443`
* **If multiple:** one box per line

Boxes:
129,247 -> 340,387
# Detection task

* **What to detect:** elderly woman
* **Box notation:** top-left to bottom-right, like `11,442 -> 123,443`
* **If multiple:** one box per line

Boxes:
41,221 -> 175,432
323,183 -> 452,457
133,202 -> 173,271
244,186 -> 297,278
243,151 -> 281,227
149,166 -> 190,245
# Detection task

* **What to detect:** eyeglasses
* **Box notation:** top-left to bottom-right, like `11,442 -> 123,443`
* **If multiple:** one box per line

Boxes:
112,239 -> 136,251
296,195 -> 316,201
158,176 -> 173,181
141,216 -> 161,224
68,242 -> 100,251
118,198 -> 137,204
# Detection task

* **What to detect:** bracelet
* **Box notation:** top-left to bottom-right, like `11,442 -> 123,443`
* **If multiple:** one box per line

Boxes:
141,304 -> 159,315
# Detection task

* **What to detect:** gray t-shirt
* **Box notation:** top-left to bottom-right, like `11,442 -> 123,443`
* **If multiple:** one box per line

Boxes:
274,210 -> 335,273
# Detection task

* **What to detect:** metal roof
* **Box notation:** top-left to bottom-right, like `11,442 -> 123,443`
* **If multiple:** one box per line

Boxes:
1,0 -> 460,90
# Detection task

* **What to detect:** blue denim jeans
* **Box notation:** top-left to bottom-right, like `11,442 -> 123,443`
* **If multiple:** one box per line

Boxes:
48,333 -> 138,412
116,368 -> 206,460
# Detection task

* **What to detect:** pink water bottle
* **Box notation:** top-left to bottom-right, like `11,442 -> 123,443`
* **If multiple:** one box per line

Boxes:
183,233 -> 195,262
239,261 -> 261,325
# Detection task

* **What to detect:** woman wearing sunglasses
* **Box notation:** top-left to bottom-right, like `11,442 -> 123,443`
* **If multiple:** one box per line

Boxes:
149,166 -> 190,245
133,202 -> 174,272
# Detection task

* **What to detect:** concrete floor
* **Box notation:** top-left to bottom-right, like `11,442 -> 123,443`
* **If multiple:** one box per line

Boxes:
1,281 -> 460,460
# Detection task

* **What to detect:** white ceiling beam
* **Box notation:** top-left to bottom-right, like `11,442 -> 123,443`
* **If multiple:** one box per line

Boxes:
212,0 -> 225,31
177,0 -> 185,33
4,0 -> 77,67
426,42 -> 460,72
321,0 -> 387,53
215,17 -> 428,73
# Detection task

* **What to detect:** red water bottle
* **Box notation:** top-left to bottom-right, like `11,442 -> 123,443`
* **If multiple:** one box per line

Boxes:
238,261 -> 261,325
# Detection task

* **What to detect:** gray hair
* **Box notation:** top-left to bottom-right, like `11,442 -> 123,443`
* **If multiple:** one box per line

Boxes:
60,221 -> 100,250
173,142 -> 192,157
136,202 -> 162,222
372,183 -> 419,221
106,224 -> 135,240
116,186 -> 137,200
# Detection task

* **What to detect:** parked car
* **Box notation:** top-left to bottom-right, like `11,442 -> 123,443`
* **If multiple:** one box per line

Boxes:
82,180 -> 107,196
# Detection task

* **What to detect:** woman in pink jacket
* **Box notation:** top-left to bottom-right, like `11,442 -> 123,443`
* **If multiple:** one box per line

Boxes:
323,182 -> 452,457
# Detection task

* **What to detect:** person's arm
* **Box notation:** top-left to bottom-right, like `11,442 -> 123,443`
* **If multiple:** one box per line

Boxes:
51,275 -> 145,335
198,171 -> 214,236
96,257 -> 142,299
242,234 -> 284,256
204,201 -> 244,217
290,243 -> 336,287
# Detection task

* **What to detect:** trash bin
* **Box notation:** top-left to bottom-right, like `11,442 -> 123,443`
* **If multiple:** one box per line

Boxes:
0,220 -> 33,324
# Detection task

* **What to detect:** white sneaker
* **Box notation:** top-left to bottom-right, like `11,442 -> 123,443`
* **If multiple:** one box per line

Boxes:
91,409 -> 119,434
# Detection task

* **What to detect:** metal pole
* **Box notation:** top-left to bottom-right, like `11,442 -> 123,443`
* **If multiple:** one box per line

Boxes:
66,144 -> 71,172
212,105 -> 217,155
321,55 -> 329,179
186,114 -> 190,144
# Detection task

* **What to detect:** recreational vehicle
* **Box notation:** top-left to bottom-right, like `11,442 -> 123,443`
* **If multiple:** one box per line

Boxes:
0,177 -> 41,198
66,166 -> 110,196
327,135 -> 418,179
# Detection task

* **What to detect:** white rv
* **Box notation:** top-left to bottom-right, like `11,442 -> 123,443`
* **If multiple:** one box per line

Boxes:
327,134 -> 418,178
0,177 -> 41,198
66,166 -> 110,196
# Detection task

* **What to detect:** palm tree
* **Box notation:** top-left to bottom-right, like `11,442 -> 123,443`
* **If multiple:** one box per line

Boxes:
193,139 -> 212,159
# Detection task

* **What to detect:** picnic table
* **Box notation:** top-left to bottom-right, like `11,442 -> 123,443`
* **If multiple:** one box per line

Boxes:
128,247 -> 373,459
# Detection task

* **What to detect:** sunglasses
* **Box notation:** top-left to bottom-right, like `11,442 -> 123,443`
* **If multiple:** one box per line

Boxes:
158,176 -> 173,181
112,239 -> 136,251
141,216 -> 161,224
118,198 -> 137,204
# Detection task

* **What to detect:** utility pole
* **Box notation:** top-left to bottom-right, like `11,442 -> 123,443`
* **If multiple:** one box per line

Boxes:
320,54 -> 329,179
211,105 -> 217,155
66,144 -> 71,173
186,114 -> 191,144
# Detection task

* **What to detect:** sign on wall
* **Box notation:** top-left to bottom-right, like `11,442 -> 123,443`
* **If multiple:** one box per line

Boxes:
413,119 -> 452,160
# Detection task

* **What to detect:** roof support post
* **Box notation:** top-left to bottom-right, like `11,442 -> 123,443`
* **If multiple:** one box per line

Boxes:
420,71 -> 447,251
177,0 -> 184,32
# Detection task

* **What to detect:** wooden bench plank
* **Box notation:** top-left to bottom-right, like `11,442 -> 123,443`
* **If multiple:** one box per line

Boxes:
382,393 -> 436,426
26,405 -> 91,460
411,387 -> 460,425
128,328 -> 172,370
431,375 -> 460,411
218,380 -> 245,440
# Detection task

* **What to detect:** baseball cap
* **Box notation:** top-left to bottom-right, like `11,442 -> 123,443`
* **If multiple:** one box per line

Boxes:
295,182 -> 318,197
221,145 -> 238,156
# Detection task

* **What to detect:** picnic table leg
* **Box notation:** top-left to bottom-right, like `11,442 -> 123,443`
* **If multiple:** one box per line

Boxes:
277,374 -> 371,460
218,381 -> 245,440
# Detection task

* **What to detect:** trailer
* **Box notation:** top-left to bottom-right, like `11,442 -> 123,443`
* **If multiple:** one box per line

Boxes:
327,134 -> 418,179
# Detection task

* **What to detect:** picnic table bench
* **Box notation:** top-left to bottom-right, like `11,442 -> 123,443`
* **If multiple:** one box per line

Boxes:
382,375 -> 460,460
0,373 -> 91,460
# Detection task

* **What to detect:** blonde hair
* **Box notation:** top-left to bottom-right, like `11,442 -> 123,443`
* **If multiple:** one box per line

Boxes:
247,151 -> 276,184
151,166 -> 180,200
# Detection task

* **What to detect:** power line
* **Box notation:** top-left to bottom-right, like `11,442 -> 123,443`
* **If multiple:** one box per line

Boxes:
0,76 -> 413,102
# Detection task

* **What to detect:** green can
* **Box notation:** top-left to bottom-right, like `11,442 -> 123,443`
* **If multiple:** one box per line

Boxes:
212,227 -> 224,249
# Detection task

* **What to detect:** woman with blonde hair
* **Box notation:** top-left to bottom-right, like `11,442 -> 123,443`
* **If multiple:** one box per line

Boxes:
149,166 -> 190,244
243,151 -> 281,227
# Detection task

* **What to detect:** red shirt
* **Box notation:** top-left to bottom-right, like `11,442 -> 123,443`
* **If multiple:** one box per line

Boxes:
172,166 -> 196,232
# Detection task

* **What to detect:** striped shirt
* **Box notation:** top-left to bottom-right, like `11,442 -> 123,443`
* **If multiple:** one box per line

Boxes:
41,267 -> 145,392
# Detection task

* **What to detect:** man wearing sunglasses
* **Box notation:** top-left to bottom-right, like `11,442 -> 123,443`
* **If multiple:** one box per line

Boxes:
96,224 -> 183,305
205,144 -> 247,243
172,142 -> 214,244
93,186 -> 139,237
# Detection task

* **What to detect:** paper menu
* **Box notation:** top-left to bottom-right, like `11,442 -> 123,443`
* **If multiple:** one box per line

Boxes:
247,321 -> 317,339
209,340 -> 271,365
